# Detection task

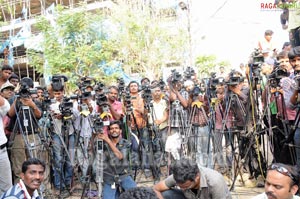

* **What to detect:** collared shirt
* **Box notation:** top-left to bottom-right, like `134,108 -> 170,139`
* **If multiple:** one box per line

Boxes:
252,193 -> 300,199
110,100 -> 123,120
0,99 -> 10,146
0,179 -> 40,199
103,138 -> 131,184
164,166 -> 231,199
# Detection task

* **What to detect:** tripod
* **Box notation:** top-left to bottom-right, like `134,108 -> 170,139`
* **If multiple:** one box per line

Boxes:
220,88 -> 248,190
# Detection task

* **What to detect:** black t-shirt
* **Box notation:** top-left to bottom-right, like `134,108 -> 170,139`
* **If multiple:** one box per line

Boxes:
7,99 -> 42,134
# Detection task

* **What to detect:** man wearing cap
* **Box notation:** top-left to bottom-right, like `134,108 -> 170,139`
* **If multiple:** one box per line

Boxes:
252,163 -> 299,199
0,82 -> 12,195
7,77 -> 43,183
0,82 -> 15,101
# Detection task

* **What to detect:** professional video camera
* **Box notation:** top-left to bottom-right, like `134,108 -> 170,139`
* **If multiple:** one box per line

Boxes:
249,49 -> 264,79
184,66 -> 196,80
91,114 -> 104,133
141,84 -> 153,108
268,68 -> 288,88
225,70 -> 244,86
16,77 -> 37,98
117,78 -> 125,93
158,78 -> 166,90
208,72 -> 225,91
59,97 -> 73,118
96,93 -> 108,106
124,91 -> 132,114
94,82 -> 105,93
169,69 -> 182,84
51,75 -> 68,91
192,84 -> 206,96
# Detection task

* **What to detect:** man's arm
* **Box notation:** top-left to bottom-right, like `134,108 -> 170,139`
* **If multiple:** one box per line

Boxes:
153,180 -> 171,199
98,134 -> 123,160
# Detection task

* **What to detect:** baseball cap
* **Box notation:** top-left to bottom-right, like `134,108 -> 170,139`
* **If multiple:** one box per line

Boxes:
1,82 -> 15,92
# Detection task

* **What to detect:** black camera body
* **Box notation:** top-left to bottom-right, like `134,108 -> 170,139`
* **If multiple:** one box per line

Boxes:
269,68 -> 288,88
170,69 -> 182,83
59,97 -> 73,117
52,75 -> 67,91
184,66 -> 195,80
141,84 -> 153,108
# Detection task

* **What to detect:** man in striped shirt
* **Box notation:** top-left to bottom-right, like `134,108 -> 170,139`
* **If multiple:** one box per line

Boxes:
0,158 -> 45,199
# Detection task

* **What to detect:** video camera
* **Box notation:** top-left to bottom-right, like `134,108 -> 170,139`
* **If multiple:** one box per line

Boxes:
141,84 -> 153,108
52,75 -> 68,91
268,68 -> 288,88
117,78 -> 125,93
184,66 -> 196,80
225,70 -> 244,86
16,77 -> 37,98
59,97 -> 73,118
208,73 -> 225,91
249,49 -> 264,79
124,91 -> 132,114
169,69 -> 182,84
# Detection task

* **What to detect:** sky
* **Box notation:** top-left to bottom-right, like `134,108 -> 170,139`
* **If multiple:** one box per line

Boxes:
189,0 -> 288,69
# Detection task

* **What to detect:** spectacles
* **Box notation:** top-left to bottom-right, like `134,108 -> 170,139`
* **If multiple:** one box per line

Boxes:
268,164 -> 296,183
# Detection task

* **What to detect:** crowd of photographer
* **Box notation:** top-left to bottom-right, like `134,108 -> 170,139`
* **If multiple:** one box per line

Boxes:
1,41 -> 300,198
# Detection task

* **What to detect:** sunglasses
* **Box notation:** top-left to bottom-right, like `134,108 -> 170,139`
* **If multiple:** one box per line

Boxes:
269,164 -> 296,183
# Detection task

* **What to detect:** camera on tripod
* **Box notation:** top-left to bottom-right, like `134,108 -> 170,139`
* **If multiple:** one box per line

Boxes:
117,78 -> 125,92
52,75 -> 68,91
59,97 -> 73,118
249,49 -> 264,79
268,68 -> 288,88
170,69 -> 182,84
209,73 -> 224,91
17,84 -> 37,99
225,70 -> 244,86
183,66 -> 196,80
141,84 -> 153,108
124,91 -> 132,113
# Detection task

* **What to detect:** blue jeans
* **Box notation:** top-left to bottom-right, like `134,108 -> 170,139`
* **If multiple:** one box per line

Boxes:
52,133 -> 75,189
103,176 -> 137,199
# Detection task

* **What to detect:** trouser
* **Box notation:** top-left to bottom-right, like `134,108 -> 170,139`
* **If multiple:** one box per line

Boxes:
76,136 -> 92,177
213,129 -> 232,171
52,133 -> 75,189
0,146 -> 12,195
11,133 -> 50,188
103,176 -> 137,199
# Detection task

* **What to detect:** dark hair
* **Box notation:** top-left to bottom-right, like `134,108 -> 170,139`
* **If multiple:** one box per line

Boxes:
288,46 -> 300,60
128,81 -> 139,88
20,77 -> 34,88
268,163 -> 299,186
277,51 -> 289,60
108,120 -> 122,130
2,65 -> 13,72
22,158 -> 46,173
9,73 -> 19,81
171,158 -> 199,184
108,85 -> 119,92
265,29 -> 273,36
119,187 -> 158,199
141,77 -> 150,84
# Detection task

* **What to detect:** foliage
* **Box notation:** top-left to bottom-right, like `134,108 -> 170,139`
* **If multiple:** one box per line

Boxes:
27,1 -> 188,89
195,54 -> 230,78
